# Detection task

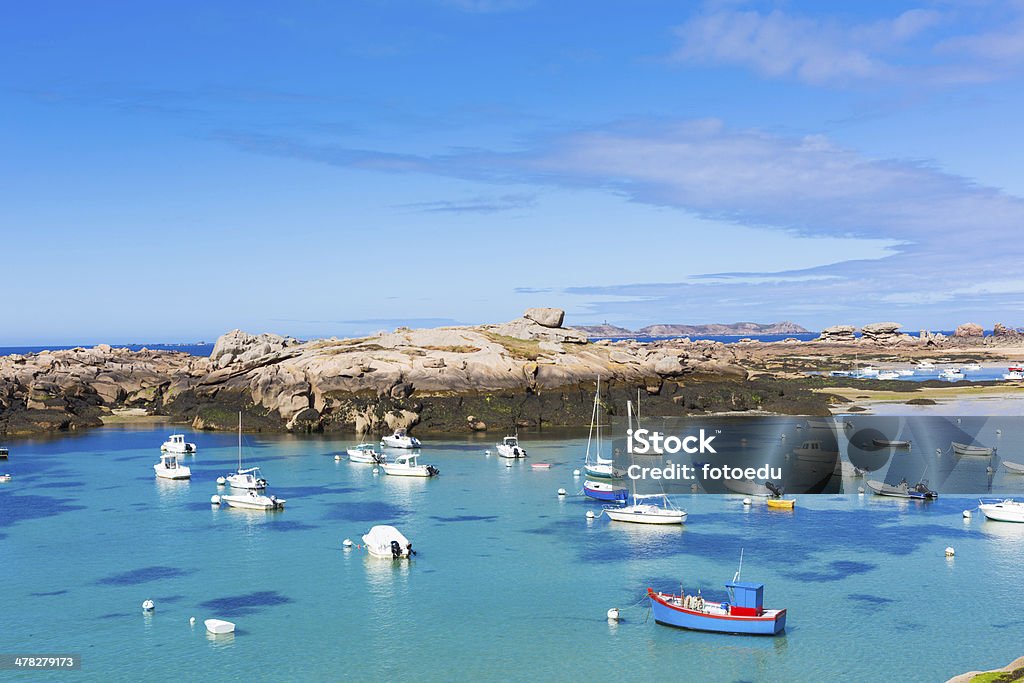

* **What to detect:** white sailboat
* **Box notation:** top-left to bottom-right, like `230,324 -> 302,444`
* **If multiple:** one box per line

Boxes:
603,402 -> 686,524
225,413 -> 268,490
583,377 -> 616,479
153,452 -> 191,480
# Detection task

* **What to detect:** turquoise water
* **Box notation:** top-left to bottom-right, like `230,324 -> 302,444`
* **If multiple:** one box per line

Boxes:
2,425 -> 1023,681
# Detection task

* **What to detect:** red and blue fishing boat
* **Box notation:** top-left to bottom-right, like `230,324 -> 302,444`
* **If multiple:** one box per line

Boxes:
647,554 -> 787,635
583,479 -> 628,502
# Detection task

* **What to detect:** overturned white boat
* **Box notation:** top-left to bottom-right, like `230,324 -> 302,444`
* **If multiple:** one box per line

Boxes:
361,525 -> 416,558
221,489 -> 286,510
154,453 -> 191,480
496,435 -> 527,459
380,429 -> 421,449
347,443 -> 386,464
204,619 -> 235,634
161,434 -> 196,454
381,453 -> 438,477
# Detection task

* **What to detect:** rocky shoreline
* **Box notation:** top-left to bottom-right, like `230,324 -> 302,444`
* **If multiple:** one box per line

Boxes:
2,310 -> 1022,437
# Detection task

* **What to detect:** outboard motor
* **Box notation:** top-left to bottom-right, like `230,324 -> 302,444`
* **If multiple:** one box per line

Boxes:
390,540 -> 403,560
427,465 -> 440,476
765,481 -> 785,498
406,543 -> 416,557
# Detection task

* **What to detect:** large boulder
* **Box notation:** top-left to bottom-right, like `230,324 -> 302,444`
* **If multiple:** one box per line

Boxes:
211,329 -> 299,367
993,323 -> 1019,337
523,307 -> 565,328
954,323 -> 984,338
860,322 -> 905,345
817,325 -> 856,342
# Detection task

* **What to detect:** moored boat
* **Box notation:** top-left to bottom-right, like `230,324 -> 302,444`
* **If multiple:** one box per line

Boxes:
766,498 -> 795,510
792,440 -> 838,463
604,494 -> 687,525
161,434 -> 196,454
648,571 -> 786,636
205,619 -> 235,634
381,453 -> 438,477
496,435 -> 527,459
1002,460 -> 1024,474
940,368 -> 964,380
978,499 -> 1024,523
1003,371 -> 1024,380
962,363 -> 982,371
225,414 -> 270,489
0,446 -> 8,459
361,525 -> 416,558
872,439 -> 911,448
221,489 -> 286,510
952,442 -> 995,456
582,377 -> 619,479
153,452 -> 191,480
347,443 -> 386,464
584,479 -> 628,502
380,429 -> 421,449
0,473 -> 11,482
866,478 -> 938,499
876,370 -> 900,380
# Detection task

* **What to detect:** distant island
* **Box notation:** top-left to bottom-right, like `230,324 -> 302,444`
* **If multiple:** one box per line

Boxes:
572,321 -> 810,338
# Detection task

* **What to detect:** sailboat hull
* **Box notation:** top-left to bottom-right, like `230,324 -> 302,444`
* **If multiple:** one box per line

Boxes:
604,507 -> 686,524
584,481 -> 628,502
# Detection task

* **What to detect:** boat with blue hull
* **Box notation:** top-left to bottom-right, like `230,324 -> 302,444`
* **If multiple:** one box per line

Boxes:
647,581 -> 786,636
583,479 -> 628,502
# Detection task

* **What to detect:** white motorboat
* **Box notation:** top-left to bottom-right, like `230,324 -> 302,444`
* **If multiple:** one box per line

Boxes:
204,619 -> 236,634
915,360 -> 936,370
854,366 -> 880,378
347,443 -> 385,464
604,494 -> 687,525
1003,371 -> 1024,380
0,446 -> 8,459
866,478 -> 938,499
361,525 -> 416,558
154,453 -> 191,480
161,434 -> 196,454
940,368 -> 964,380
876,371 -> 900,380
380,429 -> 421,449
952,441 -> 995,456
978,499 -> 1024,523
381,453 -> 438,477
961,363 -> 982,371
225,413 -> 268,489
496,435 -> 527,459
792,440 -> 838,463
0,473 -> 11,482
221,489 -> 286,510
1003,460 -> 1024,474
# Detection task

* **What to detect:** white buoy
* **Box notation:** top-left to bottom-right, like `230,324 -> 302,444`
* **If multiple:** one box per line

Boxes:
485,450 -> 491,456
573,469 -> 581,477
962,510 -> 972,519
334,454 -> 342,461
505,461 -> 512,468
997,429 -> 1002,435
557,488 -> 567,496
781,434 -> 786,440
742,498 -> 752,506
343,538 -> 353,548
372,467 -> 380,475
936,448 -> 942,455
607,607 -> 620,621
142,599 -> 154,612
945,546 -> 955,557
189,616 -> 196,626
216,476 -> 226,486
210,495 -> 221,505
858,486 -> 865,494
987,466 -> 994,474
586,510 -> 595,519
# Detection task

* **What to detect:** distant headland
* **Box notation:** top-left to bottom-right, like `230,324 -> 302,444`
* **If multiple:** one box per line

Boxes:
573,321 -> 810,338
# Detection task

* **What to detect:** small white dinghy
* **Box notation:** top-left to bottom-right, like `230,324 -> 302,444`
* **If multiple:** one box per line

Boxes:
1003,460 -> 1024,474
204,619 -> 236,635
952,442 -> 995,456
361,525 -> 416,559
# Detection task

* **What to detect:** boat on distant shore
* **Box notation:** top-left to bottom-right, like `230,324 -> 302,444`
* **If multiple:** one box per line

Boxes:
154,452 -> 191,480
496,435 -> 527,459
979,499 -> 1024,523
876,370 -> 900,380
1003,371 -> 1024,381
952,442 -> 995,456
962,363 -> 982,371
940,368 -> 964,380
347,443 -> 386,464
161,434 -> 196,454
866,478 -> 938,500
381,453 -> 438,477
647,554 -> 787,635
381,429 -> 421,449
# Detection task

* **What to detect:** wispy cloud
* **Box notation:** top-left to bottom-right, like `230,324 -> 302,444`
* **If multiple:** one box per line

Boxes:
396,193 -> 536,214
441,0 -> 534,13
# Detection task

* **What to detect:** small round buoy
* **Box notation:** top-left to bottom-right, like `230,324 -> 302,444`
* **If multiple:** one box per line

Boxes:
142,599 -> 154,612
334,455 -> 342,461
586,510 -> 595,519
484,450 -> 491,456
505,461 -> 512,468
210,495 -> 221,505
189,616 -> 196,626
945,546 -> 955,557
936,448 -> 942,455
607,607 -> 620,621
997,429 -> 1002,435
557,488 -> 567,496
858,486 -> 865,494
780,434 -> 786,440
372,467 -> 380,475
986,466 -> 994,474
962,510 -> 972,519
343,538 -> 353,548
742,498 -> 752,506
573,469 -> 581,477
216,476 -> 226,486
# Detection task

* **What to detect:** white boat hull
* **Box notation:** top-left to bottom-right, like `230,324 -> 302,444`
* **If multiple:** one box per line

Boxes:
979,501 -> 1024,523
222,494 -> 285,510
952,442 -> 994,456
381,465 -> 433,477
1003,461 -> 1024,474
154,466 -> 191,480
496,444 -> 527,458
381,436 -> 421,449
205,619 -> 235,634
604,507 -> 687,525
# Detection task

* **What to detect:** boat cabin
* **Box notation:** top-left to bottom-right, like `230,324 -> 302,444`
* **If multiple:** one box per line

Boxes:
159,453 -> 181,469
503,436 -> 519,447
725,581 -> 766,617
394,453 -> 419,466
167,435 -> 187,445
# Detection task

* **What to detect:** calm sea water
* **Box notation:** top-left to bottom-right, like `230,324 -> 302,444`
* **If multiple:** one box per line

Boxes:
2,425 -> 1022,681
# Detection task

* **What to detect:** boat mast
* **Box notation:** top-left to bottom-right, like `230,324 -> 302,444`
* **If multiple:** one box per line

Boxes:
585,376 -> 599,466
627,400 -> 636,502
237,411 -> 242,471
734,548 -> 744,583
595,375 -> 602,460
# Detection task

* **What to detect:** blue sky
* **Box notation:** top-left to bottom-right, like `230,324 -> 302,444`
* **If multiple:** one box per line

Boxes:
4,1 -> 1024,344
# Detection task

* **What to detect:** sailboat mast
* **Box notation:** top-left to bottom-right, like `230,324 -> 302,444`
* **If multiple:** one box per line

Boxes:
627,400 -> 636,500
585,376 -> 598,464
237,411 -> 242,470
595,376 -> 602,459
